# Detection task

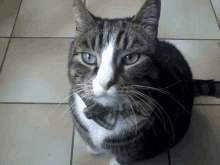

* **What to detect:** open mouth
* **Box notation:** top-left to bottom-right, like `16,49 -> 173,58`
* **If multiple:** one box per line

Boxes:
83,99 -> 154,130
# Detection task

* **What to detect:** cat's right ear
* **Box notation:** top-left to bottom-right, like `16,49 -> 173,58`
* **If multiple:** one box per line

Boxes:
73,0 -> 94,35
132,0 -> 161,31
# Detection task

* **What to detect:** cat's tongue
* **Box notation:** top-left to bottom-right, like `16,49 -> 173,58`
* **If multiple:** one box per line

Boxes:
83,103 -> 119,130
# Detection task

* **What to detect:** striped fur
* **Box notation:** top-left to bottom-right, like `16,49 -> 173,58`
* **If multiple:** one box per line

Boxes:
68,0 -> 219,164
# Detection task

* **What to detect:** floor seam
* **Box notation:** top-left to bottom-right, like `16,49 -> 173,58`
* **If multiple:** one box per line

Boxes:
0,102 -> 219,106
168,149 -> 172,165
0,102 -> 69,105
209,0 -> 220,30
0,0 -> 23,74
70,127 -> 75,165
0,37 -> 219,40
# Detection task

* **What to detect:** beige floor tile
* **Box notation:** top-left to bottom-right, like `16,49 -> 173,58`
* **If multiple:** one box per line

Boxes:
86,0 -> 145,19
72,129 -> 169,165
0,0 -> 21,37
0,104 -> 73,165
158,0 -> 220,39
0,38 -> 9,67
170,106 -> 220,165
12,0 -> 78,37
167,40 -> 220,80
211,0 -> 220,25
0,38 -> 73,103
86,0 -> 220,39
166,40 -> 220,104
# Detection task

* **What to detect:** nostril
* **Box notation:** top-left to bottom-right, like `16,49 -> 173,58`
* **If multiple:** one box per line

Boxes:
106,84 -> 111,90
100,81 -> 115,90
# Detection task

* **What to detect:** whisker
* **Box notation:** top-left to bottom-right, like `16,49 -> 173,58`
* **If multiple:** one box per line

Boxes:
128,94 -> 148,118
129,93 -> 152,118
128,93 -> 160,142
57,88 -> 93,123
130,85 -> 174,97
159,80 -> 182,90
46,87 -> 85,124
130,84 -> 190,114
125,97 -> 138,134
131,91 -> 165,127
58,102 -> 76,120
120,97 -> 136,129
132,90 -> 175,142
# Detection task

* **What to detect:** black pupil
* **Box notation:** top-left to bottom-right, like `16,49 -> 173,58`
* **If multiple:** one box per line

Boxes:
128,55 -> 133,61
87,54 -> 91,60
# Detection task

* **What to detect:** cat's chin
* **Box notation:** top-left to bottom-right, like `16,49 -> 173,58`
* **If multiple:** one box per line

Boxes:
93,96 -> 120,107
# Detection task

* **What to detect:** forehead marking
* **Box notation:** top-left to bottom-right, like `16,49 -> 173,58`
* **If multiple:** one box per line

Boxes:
97,39 -> 115,84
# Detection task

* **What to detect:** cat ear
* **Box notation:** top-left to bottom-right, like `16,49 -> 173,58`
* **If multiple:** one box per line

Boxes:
73,0 -> 94,34
132,0 -> 161,28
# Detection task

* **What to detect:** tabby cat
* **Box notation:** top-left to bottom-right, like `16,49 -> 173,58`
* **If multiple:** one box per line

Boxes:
68,0 -> 220,164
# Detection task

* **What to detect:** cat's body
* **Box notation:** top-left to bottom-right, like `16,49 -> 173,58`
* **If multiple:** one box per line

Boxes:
68,0 -> 219,164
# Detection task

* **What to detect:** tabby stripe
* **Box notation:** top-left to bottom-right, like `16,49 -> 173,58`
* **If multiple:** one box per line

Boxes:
103,22 -> 109,44
98,34 -> 103,48
83,40 -> 89,49
122,33 -> 129,50
116,30 -> 125,47
91,37 -> 96,50
98,22 -> 104,30
127,37 -> 143,50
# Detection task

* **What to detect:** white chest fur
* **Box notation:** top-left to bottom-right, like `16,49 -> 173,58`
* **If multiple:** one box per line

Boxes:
75,94 -> 130,148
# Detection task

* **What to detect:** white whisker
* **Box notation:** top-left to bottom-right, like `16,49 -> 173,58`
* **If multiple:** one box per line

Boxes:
132,90 -> 166,126
125,97 -> 138,134
132,90 -> 175,142
130,85 -> 174,97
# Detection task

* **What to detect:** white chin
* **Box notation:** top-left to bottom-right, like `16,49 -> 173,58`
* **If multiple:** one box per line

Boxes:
94,96 -> 120,107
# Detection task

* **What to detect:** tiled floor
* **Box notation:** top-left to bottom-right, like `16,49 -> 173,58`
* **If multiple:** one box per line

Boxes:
0,0 -> 220,165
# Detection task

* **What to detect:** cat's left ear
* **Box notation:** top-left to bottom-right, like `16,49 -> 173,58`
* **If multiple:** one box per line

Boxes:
132,0 -> 161,30
73,0 -> 94,34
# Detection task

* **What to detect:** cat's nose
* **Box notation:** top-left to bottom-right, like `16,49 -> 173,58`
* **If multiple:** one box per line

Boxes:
99,80 -> 115,91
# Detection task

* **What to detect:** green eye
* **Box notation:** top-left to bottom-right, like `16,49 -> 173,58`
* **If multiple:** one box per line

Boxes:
82,53 -> 97,65
123,53 -> 140,65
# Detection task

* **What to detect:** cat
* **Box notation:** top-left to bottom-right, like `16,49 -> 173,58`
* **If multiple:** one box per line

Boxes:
68,0 -> 220,164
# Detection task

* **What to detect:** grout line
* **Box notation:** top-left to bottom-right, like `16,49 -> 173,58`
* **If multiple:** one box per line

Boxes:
209,0 -> 220,30
0,36 -> 12,74
159,38 -> 220,41
70,127 -> 75,165
0,102 -> 220,106
0,102 -> 69,105
0,37 -> 219,40
0,0 -> 23,74
168,149 -> 171,165
194,104 -> 220,106
4,37 -> 76,39
10,0 -> 23,38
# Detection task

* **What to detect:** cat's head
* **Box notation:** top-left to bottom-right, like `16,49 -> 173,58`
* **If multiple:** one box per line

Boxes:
68,0 -> 161,107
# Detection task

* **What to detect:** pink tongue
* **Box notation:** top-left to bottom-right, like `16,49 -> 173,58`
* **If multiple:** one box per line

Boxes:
83,103 -> 118,130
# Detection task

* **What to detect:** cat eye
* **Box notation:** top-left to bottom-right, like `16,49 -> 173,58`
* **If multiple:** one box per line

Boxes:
81,53 -> 97,65
123,53 -> 140,65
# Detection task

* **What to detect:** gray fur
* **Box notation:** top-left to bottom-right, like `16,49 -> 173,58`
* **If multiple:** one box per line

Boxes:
68,0 -> 220,164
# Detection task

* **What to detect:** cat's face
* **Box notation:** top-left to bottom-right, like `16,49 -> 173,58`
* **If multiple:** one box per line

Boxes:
69,0 -> 161,107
